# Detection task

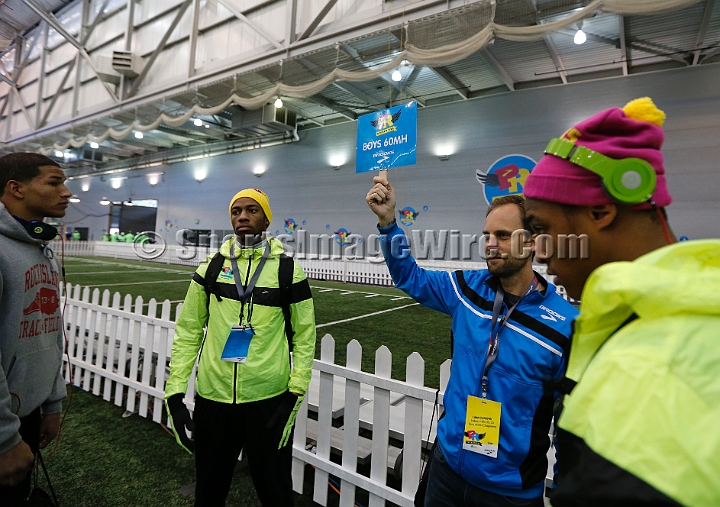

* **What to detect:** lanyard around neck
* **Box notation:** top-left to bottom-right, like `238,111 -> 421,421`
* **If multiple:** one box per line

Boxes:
481,275 -> 539,397
229,242 -> 270,303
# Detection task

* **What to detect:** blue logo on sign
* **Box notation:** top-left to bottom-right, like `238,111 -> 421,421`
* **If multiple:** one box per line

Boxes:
476,154 -> 536,205
356,101 -> 417,173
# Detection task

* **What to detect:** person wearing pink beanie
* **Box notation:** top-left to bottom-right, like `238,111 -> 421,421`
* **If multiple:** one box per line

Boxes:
523,98 -> 720,506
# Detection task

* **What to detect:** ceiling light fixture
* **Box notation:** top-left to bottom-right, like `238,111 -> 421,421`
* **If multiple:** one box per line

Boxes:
391,69 -> 402,82
134,131 -> 144,139
100,197 -> 111,205
89,141 -> 99,149
81,181 -> 90,192
253,166 -> 266,177
194,118 -> 203,126
111,177 -> 123,189
574,22 -> 587,44
274,97 -> 284,108
69,195 -> 81,203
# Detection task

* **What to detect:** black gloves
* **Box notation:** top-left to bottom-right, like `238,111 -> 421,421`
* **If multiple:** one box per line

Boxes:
166,393 -> 195,454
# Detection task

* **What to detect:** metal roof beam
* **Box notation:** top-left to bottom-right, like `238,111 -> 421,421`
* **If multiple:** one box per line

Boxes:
340,43 -> 404,93
21,0 -> 119,102
480,47 -> 515,91
307,93 -> 357,120
216,0 -> 284,50
543,35 -> 568,84
297,0 -> 340,41
127,0 -> 193,98
431,66 -> 468,99
693,0 -> 715,65
618,15 -> 629,75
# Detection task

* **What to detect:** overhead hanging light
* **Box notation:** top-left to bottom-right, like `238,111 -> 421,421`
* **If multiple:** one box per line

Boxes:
69,195 -> 81,203
274,97 -> 284,108
391,69 -> 402,82
194,118 -> 203,126
89,141 -> 99,149
134,131 -> 144,139
574,22 -> 587,45
100,197 -> 111,205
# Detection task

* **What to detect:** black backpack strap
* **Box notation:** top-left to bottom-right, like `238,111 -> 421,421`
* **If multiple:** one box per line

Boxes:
202,252 -> 226,311
278,254 -> 295,352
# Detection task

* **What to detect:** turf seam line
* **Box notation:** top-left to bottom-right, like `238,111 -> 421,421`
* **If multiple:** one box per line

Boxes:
316,303 -> 419,328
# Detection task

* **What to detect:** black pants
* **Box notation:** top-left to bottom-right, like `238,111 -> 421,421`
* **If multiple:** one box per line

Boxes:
0,408 -> 41,507
193,394 -> 294,507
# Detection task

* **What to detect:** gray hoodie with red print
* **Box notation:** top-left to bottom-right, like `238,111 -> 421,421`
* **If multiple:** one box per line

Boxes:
0,202 -> 65,455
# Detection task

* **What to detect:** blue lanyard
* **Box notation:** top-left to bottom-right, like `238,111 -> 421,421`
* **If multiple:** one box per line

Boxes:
481,276 -> 538,398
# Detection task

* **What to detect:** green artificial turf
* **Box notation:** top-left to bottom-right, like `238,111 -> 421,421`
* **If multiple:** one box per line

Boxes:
42,387 -> 338,507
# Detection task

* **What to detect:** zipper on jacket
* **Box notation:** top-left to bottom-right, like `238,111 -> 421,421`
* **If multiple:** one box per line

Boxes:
233,363 -> 238,404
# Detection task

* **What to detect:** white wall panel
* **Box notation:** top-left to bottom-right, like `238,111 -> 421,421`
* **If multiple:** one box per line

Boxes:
46,90 -> 73,122
21,60 -> 42,87
199,0 -> 233,28
249,2 -> 286,41
78,79 -> 115,112
1,49 -> 16,75
86,10 -> 128,49
46,44 -> 78,72
132,8 -> 193,57
43,65 -> 76,99
10,110 -> 30,134
20,82 -> 38,107
141,42 -> 192,91
134,0 -> 186,24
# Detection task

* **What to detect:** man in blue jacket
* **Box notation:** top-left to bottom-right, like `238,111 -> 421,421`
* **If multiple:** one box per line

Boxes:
367,178 -> 578,507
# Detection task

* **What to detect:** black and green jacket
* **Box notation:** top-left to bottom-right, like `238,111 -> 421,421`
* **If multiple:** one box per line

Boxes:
552,240 -> 720,507
165,237 -> 316,403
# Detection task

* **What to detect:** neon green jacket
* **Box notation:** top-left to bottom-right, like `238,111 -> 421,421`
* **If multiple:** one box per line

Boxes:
555,240 -> 720,506
165,237 -> 316,403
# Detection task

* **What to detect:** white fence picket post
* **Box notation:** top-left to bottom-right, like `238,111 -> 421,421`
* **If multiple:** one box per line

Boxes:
125,296 -> 144,414
138,299 -> 156,418
115,294 -> 133,407
369,345 -> 392,507
402,353 -> 424,497
313,334 -> 335,506
104,292 -> 121,402
339,340 -> 362,507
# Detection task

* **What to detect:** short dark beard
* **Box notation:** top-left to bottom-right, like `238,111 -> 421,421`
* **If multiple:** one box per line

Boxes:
487,256 -> 529,279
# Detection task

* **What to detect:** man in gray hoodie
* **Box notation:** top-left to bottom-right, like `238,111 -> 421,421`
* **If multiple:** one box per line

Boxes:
0,153 -> 70,503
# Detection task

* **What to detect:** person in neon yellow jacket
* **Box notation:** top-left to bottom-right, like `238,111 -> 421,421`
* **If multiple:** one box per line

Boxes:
523,97 -> 720,506
165,188 -> 316,507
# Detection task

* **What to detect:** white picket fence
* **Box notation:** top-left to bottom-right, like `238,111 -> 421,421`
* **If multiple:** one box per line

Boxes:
60,283 -> 450,506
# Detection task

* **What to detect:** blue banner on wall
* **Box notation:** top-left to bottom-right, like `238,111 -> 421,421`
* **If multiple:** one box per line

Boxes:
356,101 -> 417,173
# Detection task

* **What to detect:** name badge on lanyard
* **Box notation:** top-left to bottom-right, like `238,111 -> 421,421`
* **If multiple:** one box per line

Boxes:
222,325 -> 254,363
464,395 -> 501,458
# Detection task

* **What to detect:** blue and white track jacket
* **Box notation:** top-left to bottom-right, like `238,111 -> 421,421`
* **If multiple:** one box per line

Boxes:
379,222 -> 578,499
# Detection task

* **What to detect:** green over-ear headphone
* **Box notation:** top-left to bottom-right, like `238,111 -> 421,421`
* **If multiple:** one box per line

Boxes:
544,138 -> 657,205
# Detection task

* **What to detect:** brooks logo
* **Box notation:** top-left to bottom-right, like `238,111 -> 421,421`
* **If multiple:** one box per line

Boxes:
539,305 -> 566,322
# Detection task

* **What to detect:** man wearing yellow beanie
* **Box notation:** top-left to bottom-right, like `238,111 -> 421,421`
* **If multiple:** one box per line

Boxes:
165,188 -> 316,506
523,98 -> 720,506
